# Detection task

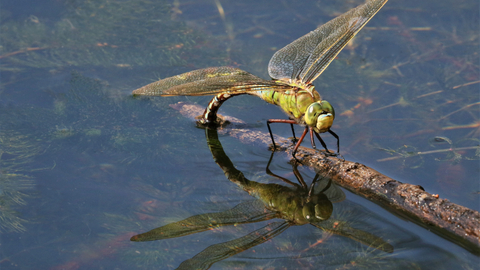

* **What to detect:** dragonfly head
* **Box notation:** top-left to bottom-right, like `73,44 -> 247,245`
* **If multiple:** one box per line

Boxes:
302,194 -> 333,222
305,100 -> 335,133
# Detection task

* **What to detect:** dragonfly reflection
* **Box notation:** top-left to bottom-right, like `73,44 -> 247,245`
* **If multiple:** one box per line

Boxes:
130,128 -> 393,269
132,0 -> 389,158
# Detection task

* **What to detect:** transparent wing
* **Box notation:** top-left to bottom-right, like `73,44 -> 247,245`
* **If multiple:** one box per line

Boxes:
311,220 -> 394,253
268,0 -> 388,84
132,66 -> 290,97
176,221 -> 290,270
314,178 -> 346,203
130,200 -> 275,242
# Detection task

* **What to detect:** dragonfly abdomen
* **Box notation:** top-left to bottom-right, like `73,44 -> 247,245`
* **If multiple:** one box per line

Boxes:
200,88 -> 320,126
199,86 -> 281,125
200,92 -> 244,124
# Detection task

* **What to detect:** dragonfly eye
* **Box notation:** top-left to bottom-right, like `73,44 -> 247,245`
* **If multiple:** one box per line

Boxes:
302,202 -> 316,221
305,101 -> 335,133
305,102 -> 323,127
319,100 -> 335,119
303,194 -> 333,222
314,195 -> 333,220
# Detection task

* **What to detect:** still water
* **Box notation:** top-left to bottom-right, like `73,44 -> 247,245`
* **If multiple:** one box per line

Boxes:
0,0 -> 478,269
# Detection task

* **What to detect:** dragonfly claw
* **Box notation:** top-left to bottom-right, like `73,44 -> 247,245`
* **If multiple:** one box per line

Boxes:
321,151 -> 345,161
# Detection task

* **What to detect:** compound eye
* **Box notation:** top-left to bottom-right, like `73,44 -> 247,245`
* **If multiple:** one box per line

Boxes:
305,102 -> 323,126
302,202 -> 316,221
307,102 -> 322,117
319,100 -> 335,118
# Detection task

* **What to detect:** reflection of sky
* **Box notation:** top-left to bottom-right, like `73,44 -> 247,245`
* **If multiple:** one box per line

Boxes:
0,0 -> 478,269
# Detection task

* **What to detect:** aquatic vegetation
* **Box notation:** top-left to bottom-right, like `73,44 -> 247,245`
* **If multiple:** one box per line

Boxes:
0,0 -> 226,71
0,68 -> 203,179
50,72 -> 198,162
377,136 -> 480,168
0,131 -> 38,232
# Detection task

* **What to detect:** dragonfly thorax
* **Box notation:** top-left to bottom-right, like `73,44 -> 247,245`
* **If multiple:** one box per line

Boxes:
277,79 -> 316,97
305,100 -> 335,133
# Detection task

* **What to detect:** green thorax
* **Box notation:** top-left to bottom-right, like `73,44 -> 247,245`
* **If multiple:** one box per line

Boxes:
254,83 -> 321,122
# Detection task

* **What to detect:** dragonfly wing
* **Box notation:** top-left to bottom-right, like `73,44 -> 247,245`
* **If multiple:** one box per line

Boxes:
268,0 -> 388,84
132,66 -> 288,97
176,221 -> 290,270
323,183 -> 346,204
131,200 -> 275,242
311,220 -> 394,253
314,178 -> 346,203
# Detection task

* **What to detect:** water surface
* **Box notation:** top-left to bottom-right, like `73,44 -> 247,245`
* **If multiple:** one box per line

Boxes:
0,0 -> 478,269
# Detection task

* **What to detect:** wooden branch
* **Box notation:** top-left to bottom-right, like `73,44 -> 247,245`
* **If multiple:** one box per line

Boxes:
170,102 -> 480,254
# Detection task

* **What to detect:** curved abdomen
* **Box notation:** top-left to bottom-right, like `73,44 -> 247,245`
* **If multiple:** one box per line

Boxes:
200,89 -> 321,125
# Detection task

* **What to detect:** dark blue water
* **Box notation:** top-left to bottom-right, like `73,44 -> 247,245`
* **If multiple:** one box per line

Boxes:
0,0 -> 478,269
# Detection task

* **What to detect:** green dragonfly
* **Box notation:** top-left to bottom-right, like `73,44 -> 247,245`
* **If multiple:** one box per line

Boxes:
130,128 -> 393,269
133,0 -> 389,158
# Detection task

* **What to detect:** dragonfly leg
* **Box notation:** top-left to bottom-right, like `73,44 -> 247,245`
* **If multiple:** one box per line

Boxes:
292,126 -> 309,159
327,129 -> 344,160
313,131 -> 331,154
266,120 -> 277,150
307,173 -> 321,199
267,119 -> 298,149
290,124 -> 297,142
292,162 -> 308,189
265,151 -> 301,187
309,127 -> 317,149
328,129 -> 340,153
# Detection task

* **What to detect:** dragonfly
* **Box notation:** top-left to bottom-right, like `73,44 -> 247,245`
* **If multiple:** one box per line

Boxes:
130,128 -> 393,269
132,0 -> 389,158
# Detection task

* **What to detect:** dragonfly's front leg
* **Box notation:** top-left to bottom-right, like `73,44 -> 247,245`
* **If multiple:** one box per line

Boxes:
328,129 -> 340,153
311,127 -> 330,153
313,129 -> 344,159
309,126 -> 317,150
